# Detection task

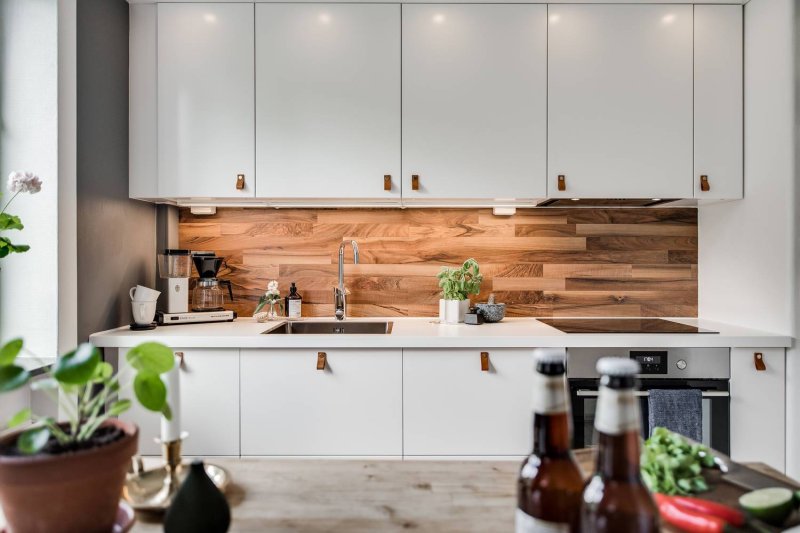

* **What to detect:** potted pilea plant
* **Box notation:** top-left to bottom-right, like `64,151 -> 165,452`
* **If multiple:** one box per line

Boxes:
253,280 -> 284,322
0,339 -> 175,532
437,258 -> 483,324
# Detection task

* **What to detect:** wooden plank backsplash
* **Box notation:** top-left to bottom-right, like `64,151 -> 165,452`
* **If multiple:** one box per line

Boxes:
178,207 -> 697,318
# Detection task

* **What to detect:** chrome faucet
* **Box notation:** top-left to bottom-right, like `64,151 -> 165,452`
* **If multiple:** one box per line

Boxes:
334,240 -> 359,320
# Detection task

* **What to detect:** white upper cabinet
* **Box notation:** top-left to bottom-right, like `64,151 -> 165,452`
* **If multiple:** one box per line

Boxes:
694,5 -> 743,200
547,5 -> 694,199
255,4 -> 401,202
402,5 -> 547,203
157,3 -> 255,198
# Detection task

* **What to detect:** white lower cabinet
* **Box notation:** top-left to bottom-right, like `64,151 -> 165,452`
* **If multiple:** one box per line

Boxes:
240,349 -> 402,456
120,348 -> 240,456
730,348 -> 786,471
403,349 -> 534,456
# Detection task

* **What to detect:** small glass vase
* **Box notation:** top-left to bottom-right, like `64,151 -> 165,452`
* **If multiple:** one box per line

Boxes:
266,301 -> 279,321
254,301 -> 281,323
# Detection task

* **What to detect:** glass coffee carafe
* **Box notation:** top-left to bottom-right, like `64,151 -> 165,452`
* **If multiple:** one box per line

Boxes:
191,254 -> 234,312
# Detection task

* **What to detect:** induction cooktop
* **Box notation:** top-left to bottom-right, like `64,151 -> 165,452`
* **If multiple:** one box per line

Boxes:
538,318 -> 719,334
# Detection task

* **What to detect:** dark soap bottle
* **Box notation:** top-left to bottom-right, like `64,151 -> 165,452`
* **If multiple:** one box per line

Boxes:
285,282 -> 302,318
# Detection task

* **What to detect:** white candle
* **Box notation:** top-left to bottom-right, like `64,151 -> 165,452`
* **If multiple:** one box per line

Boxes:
160,353 -> 182,443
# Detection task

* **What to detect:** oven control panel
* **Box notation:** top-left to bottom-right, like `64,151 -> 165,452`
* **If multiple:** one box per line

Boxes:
630,351 -> 668,374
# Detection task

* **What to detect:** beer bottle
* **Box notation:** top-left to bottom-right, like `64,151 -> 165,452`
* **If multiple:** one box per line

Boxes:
517,349 -> 584,532
579,357 -> 659,532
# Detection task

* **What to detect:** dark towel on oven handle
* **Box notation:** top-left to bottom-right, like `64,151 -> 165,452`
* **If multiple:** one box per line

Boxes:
648,388 -> 703,442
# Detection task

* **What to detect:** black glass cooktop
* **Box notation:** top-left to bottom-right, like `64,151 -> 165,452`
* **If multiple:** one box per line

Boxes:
539,318 -> 719,334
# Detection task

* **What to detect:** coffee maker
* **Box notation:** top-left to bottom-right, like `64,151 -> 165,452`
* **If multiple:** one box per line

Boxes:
155,251 -> 237,325
192,254 -> 234,312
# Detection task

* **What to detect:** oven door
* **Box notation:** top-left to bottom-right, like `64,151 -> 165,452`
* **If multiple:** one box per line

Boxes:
568,379 -> 730,454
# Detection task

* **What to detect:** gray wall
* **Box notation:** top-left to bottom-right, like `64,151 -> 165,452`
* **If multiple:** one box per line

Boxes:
77,0 -> 156,341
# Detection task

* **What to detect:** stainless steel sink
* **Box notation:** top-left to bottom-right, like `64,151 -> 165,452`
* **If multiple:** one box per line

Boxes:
263,321 -> 393,335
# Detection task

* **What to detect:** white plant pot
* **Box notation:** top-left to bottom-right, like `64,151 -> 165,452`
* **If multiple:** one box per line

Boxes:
439,299 -> 447,323
444,299 -> 469,324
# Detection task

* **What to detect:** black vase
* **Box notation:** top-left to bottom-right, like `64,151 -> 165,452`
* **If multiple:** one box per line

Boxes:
164,460 -> 231,533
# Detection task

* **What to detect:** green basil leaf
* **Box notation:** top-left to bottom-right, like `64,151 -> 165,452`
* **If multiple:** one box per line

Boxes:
0,338 -> 23,366
0,365 -> 30,392
126,343 -> 174,374
107,399 -> 132,416
133,371 -> 167,412
7,407 -> 31,428
53,343 -> 100,385
17,426 -> 50,454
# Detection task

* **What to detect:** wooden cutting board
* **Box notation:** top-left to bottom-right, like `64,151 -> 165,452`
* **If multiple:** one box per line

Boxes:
573,449 -> 800,532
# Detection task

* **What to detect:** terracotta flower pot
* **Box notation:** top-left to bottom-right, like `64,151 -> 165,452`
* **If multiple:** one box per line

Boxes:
0,419 -> 138,533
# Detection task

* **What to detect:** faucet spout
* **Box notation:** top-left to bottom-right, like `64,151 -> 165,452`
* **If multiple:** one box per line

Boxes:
335,240 -> 359,320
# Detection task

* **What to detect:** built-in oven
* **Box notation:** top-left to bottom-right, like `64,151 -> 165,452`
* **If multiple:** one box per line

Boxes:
567,347 -> 730,454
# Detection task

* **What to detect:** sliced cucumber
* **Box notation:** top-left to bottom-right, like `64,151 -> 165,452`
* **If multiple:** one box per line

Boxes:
739,487 -> 795,526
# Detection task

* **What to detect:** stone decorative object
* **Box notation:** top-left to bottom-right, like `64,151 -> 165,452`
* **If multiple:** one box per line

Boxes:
476,293 -> 506,323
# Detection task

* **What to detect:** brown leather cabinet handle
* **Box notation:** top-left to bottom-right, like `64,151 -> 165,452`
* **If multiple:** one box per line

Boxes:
754,352 -> 766,372
557,175 -> 566,191
384,175 -> 392,191
700,175 -> 710,192
411,174 -> 420,191
480,352 -> 490,372
317,352 -> 327,371
236,174 -> 245,190
175,351 -> 185,370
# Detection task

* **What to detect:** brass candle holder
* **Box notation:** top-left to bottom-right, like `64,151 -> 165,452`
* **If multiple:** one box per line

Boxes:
123,433 -> 229,512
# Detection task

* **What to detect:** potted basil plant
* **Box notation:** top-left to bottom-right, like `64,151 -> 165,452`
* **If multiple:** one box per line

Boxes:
0,339 -> 175,533
437,258 -> 483,324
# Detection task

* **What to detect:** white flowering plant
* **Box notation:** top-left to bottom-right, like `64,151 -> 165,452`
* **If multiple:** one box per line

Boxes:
254,280 -> 284,314
1,171 -> 43,259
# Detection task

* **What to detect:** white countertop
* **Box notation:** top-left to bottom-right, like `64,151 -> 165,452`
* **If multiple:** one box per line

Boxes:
89,317 -> 792,349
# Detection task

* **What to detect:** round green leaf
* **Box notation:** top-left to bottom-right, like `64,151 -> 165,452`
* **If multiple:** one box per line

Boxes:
0,365 -> 30,393
8,407 -> 31,428
161,401 -> 173,421
0,338 -> 23,366
91,361 -> 113,382
107,399 -> 132,416
18,426 -> 50,455
133,371 -> 167,412
53,343 -> 100,385
126,343 -> 175,374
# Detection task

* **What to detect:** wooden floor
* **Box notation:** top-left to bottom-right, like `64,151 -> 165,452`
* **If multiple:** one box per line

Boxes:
179,207 -> 698,318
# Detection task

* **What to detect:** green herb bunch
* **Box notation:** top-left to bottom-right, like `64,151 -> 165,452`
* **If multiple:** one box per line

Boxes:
641,427 -> 716,495
0,339 -> 175,454
437,258 -> 483,301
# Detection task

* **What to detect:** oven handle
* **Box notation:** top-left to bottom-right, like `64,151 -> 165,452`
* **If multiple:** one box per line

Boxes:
575,390 -> 729,398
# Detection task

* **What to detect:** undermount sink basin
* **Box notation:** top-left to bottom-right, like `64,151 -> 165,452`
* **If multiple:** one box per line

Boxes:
263,321 -> 393,335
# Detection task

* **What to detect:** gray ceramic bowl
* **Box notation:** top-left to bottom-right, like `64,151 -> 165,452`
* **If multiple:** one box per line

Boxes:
476,303 -> 506,323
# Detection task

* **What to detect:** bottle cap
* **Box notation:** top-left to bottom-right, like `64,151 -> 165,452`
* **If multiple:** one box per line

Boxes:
534,348 -> 566,375
596,357 -> 640,377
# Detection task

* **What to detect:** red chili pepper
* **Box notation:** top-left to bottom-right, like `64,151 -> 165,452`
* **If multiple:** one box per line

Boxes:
654,493 -> 727,533
669,495 -> 746,527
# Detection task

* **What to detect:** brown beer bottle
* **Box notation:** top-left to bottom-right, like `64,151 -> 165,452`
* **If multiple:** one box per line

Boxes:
517,349 -> 584,532
579,357 -> 659,533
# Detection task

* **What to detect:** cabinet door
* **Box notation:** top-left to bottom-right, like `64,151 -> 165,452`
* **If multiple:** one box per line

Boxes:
402,5 -> 547,202
548,5 -> 693,199
240,349 -> 402,456
730,348 -> 785,471
403,349 -> 534,456
694,5 -> 743,200
120,349 -> 240,456
256,4 -> 400,202
158,4 -> 254,198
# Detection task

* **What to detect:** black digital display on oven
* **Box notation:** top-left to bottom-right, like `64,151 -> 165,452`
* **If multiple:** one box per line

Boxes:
630,351 -> 668,374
